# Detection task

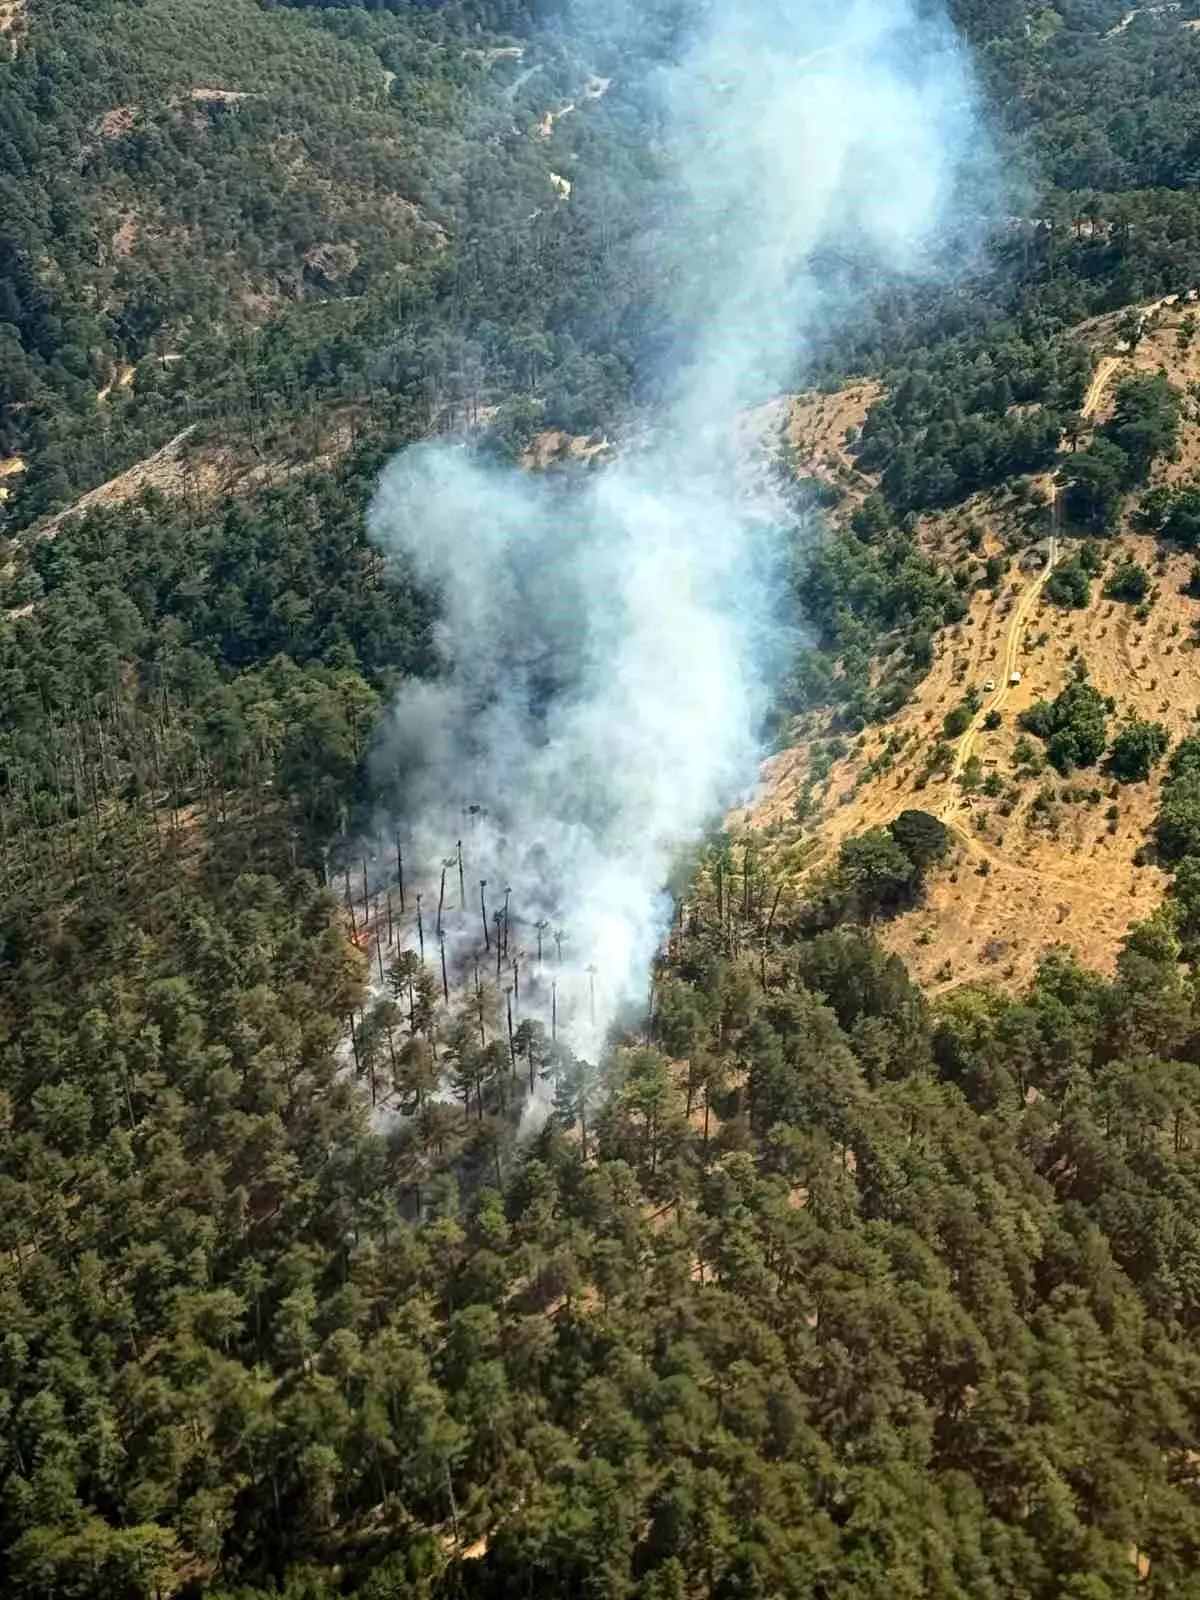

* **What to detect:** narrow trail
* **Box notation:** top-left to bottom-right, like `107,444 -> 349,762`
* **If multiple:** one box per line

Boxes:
1082,354 -> 1121,420
938,351 -> 1122,835
940,533 -> 1057,823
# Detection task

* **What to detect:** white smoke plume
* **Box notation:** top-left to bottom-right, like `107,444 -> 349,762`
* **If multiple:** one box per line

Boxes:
367,0 -> 990,1077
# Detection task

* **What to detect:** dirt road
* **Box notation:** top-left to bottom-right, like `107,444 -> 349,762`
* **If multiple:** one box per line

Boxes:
1081,355 -> 1121,420
940,536 -> 1056,821
939,351 -> 1121,827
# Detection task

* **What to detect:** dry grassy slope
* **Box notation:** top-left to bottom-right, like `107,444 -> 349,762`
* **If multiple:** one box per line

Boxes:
783,380 -> 881,502
746,296 -> 1200,995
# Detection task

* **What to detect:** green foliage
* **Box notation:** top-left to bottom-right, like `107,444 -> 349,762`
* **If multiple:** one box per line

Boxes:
1078,538 -> 1106,575
786,495 -> 955,725
1154,737 -> 1200,861
1061,377 -> 1180,530
1103,372 -> 1181,483
1059,437 -> 1128,531
11,2 -> 1200,1597
1020,676 -> 1110,773
1104,556 -> 1151,602
1109,716 -> 1169,782
806,810 -> 949,927
1139,482 -> 1200,549
1045,555 -> 1092,608
0,0 -> 647,530
889,808 -> 952,871
941,702 -> 973,739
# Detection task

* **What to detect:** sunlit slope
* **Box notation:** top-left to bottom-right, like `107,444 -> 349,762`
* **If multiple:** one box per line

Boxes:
751,296 -> 1200,993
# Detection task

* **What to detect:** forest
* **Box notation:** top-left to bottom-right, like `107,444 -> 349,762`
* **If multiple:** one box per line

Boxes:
9,0 -> 1200,1597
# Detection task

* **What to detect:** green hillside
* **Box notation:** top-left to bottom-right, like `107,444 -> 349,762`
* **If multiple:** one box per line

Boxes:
7,2 -> 1200,1599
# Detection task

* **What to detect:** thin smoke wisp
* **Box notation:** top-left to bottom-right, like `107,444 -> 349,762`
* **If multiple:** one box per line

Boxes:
367,0 -> 989,1085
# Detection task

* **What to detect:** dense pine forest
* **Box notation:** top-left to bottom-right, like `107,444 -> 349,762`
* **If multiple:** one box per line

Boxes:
11,0 -> 1200,1598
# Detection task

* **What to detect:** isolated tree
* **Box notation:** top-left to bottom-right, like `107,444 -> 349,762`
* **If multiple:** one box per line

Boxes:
1105,558 -> 1150,602
1110,718 -> 1169,782
889,809 -> 950,872
1021,678 -> 1110,773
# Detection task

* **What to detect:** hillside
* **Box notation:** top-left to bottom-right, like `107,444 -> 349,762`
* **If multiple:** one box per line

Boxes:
0,0 -> 637,530
17,3 -> 1200,1600
751,294 -> 1200,991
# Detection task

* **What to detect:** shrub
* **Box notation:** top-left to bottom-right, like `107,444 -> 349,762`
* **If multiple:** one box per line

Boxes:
1105,559 -> 1151,602
1110,718 -> 1169,782
1046,558 -> 1091,608
1020,678 -> 1109,774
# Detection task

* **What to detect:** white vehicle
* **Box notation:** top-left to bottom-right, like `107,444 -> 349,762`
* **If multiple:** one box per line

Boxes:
983,677 -> 996,692
1009,670 -> 1022,686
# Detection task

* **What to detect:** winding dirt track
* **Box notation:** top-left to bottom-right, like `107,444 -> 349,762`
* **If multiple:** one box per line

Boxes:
1082,354 -> 1121,419
940,535 -> 1056,822
938,354 -> 1121,832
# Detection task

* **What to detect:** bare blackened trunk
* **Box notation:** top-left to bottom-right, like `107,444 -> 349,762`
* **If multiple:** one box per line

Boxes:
440,935 -> 449,1003
480,880 -> 490,950
396,835 -> 405,912
457,840 -> 465,909
416,894 -> 425,960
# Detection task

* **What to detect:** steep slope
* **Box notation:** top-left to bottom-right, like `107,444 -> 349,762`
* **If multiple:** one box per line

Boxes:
0,0 -> 633,530
752,295 -> 1200,992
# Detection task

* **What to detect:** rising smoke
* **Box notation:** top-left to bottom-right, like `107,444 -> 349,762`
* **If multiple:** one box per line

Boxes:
367,0 -> 992,1084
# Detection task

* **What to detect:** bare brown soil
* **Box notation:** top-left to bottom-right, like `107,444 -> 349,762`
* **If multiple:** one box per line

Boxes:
783,380 -> 881,499
536,103 -> 574,137
520,429 -> 612,470
0,456 -> 26,504
97,363 -> 136,403
111,213 -> 143,259
93,105 -> 139,140
185,86 -> 249,105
